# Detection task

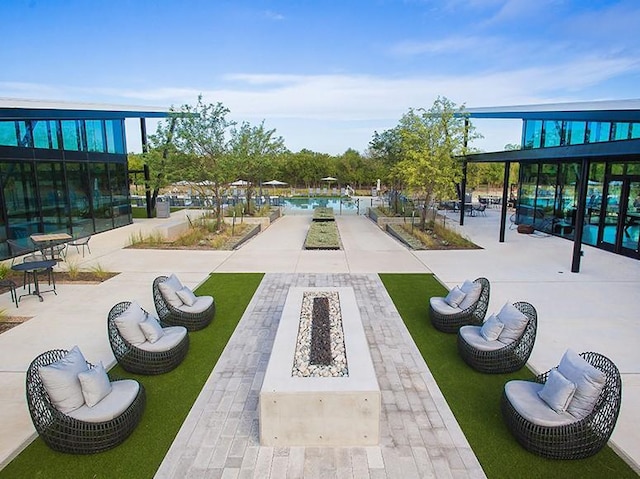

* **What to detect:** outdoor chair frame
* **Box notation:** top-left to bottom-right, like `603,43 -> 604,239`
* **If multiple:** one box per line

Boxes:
26,349 -> 145,454
501,351 -> 622,459
108,301 -> 189,375
430,277 -> 490,333
153,275 -> 215,331
457,301 -> 537,373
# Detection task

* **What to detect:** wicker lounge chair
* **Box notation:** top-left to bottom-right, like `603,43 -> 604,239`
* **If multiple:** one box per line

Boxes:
26,348 -> 145,454
457,301 -> 537,373
153,275 -> 215,331
108,301 -> 189,375
429,277 -> 490,333
501,351 -> 622,459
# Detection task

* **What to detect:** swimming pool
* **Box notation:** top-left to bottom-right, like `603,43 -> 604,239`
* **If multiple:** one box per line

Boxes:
282,197 -> 358,213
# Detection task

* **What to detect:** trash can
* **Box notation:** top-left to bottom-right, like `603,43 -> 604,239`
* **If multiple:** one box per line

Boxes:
156,198 -> 170,218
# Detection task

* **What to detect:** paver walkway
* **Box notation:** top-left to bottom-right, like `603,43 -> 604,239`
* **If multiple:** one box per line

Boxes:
156,273 -> 484,479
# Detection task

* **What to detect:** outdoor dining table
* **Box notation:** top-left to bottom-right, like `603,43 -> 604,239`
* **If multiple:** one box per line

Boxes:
11,259 -> 57,302
30,233 -> 71,261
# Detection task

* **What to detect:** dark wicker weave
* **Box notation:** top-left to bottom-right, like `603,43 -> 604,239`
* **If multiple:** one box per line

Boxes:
26,349 -> 145,454
152,275 -> 215,331
501,351 -> 622,459
457,301 -> 537,373
430,277 -> 490,333
108,301 -> 189,375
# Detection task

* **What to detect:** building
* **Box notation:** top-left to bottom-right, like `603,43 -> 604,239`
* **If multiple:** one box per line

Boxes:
462,99 -> 640,271
0,98 -> 169,261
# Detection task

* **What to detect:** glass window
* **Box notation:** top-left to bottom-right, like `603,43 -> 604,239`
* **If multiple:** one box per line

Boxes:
37,162 -> 69,234
612,122 -> 631,141
631,123 -> 640,139
91,163 -> 113,232
32,120 -> 56,149
85,120 -> 105,152
17,121 -> 32,147
517,163 -> 538,223
586,122 -> 611,143
0,121 -> 18,146
554,163 -> 579,237
543,120 -> 562,147
110,162 -> 131,227
611,163 -> 624,175
66,162 -> 94,235
565,121 -> 586,145
106,120 -> 125,154
2,161 -> 40,239
61,120 -> 81,151
523,120 -> 542,149
626,162 -> 640,175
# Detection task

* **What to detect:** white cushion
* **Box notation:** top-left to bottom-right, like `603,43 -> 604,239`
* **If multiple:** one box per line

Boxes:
458,280 -> 482,310
158,274 -> 185,308
504,380 -> 576,427
480,314 -> 504,341
459,325 -> 505,351
114,301 -> 148,346
77,362 -> 113,407
38,346 -> 89,413
538,369 -> 577,413
444,286 -> 466,308
176,286 -> 197,307
139,314 -> 165,343
429,296 -> 462,315
67,379 -> 140,423
137,326 -> 187,352
177,295 -> 214,314
496,302 -> 528,344
557,349 -> 606,419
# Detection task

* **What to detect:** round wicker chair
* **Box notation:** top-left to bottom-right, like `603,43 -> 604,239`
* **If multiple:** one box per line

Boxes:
108,301 -> 189,375
430,277 -> 490,333
457,301 -> 537,374
152,275 -> 215,331
26,349 -> 145,454
501,352 -> 622,459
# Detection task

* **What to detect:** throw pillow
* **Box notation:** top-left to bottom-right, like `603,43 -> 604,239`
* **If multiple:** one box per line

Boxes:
496,302 -> 528,344
538,368 -> 577,413
557,349 -> 607,419
444,286 -> 466,308
77,362 -> 113,407
38,346 -> 88,413
458,280 -> 483,310
176,286 -> 198,307
158,274 -> 185,308
480,314 -> 504,341
139,314 -> 165,343
114,301 -> 147,346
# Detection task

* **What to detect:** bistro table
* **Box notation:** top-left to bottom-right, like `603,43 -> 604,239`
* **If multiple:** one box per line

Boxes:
30,233 -> 71,261
11,259 -> 57,302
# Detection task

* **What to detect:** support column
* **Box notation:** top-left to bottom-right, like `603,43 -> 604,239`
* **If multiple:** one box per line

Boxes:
140,118 -> 153,218
571,158 -> 590,273
499,161 -> 511,242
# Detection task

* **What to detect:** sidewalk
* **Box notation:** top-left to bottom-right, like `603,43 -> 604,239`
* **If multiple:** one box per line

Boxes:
0,206 -> 637,475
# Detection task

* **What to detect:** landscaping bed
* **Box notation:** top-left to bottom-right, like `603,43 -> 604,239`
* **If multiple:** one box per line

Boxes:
304,221 -> 341,250
387,221 -> 480,250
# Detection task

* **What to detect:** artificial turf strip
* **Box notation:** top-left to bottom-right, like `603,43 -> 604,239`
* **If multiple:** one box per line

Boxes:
0,273 -> 264,479
379,273 -> 638,479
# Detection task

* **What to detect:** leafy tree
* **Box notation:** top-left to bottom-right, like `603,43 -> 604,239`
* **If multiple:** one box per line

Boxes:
368,127 -> 404,212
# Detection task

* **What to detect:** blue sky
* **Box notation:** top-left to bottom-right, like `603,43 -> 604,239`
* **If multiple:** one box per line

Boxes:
2,0 -> 639,154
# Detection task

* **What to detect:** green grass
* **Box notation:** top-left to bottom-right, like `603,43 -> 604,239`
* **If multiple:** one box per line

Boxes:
379,273 -> 637,479
304,221 -> 341,249
0,273 -> 264,479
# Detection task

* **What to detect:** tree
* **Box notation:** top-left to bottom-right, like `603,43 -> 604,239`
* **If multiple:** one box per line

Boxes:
368,127 -> 404,213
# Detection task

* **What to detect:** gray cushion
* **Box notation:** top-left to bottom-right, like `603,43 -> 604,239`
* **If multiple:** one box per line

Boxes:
496,302 -> 528,344
67,379 -> 140,423
504,380 -> 576,427
557,349 -> 606,419
177,295 -> 214,314
137,326 -> 187,353
158,274 -> 185,308
445,286 -> 466,308
114,301 -> 147,346
77,362 -> 113,408
480,314 -> 504,341
176,286 -> 197,307
429,296 -> 461,315
537,368 -> 577,413
139,314 -> 165,343
38,346 -> 88,413
458,280 -> 482,310
459,325 -> 505,351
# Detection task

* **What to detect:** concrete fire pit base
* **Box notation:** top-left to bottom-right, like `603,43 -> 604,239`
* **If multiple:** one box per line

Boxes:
259,287 -> 380,446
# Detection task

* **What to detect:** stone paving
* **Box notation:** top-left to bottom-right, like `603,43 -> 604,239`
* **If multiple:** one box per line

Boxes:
156,273 -> 484,479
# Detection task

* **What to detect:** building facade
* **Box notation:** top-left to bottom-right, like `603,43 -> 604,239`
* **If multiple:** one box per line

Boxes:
0,99 -> 168,261
463,100 -> 640,268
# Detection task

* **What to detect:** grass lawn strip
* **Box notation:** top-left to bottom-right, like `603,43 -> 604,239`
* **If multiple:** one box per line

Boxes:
379,273 -> 637,479
0,273 -> 264,479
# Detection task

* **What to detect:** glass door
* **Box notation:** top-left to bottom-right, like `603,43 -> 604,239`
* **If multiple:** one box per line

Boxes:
599,177 -> 640,258
622,181 -> 640,256
599,179 -> 622,251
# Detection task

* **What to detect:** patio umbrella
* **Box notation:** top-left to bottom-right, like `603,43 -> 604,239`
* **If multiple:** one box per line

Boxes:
230,179 -> 250,187
263,180 -> 287,186
321,177 -> 337,182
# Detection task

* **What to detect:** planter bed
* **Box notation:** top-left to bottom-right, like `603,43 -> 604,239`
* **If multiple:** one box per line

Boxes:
304,221 -> 341,250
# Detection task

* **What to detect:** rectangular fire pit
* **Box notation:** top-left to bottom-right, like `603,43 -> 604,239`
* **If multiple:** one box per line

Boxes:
260,287 -> 380,446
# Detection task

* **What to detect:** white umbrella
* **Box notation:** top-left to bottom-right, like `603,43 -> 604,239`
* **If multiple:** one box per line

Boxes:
263,180 -> 287,186
230,179 -> 250,186
321,176 -> 337,182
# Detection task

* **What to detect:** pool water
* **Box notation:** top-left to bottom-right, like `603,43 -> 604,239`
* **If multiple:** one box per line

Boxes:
282,197 -> 358,212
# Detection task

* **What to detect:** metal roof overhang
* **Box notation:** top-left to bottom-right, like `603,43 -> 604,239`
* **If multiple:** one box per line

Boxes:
464,138 -> 640,163
0,98 -> 171,120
